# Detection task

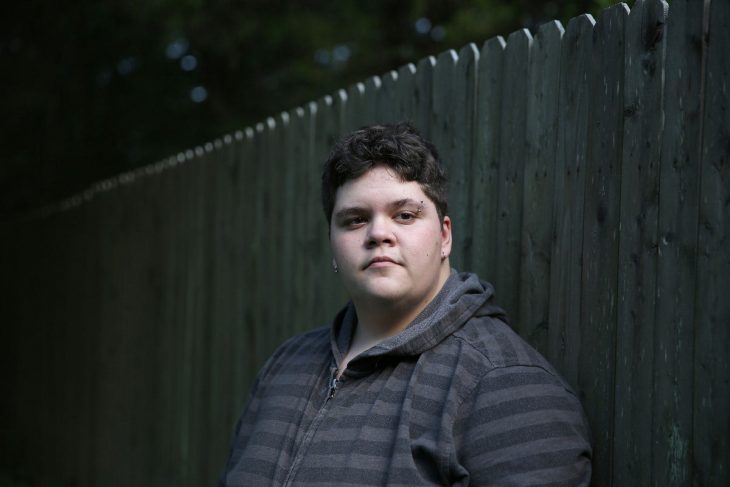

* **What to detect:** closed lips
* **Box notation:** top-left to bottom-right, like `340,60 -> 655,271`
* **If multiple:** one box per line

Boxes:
365,257 -> 398,269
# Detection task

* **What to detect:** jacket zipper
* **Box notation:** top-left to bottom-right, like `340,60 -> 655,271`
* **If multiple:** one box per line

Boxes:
329,370 -> 339,398
282,366 -> 340,486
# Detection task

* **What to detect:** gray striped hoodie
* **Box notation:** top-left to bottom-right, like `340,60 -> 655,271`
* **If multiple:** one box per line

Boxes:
220,272 -> 592,486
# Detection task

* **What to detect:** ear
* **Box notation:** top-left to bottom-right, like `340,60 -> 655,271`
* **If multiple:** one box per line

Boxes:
440,215 -> 452,259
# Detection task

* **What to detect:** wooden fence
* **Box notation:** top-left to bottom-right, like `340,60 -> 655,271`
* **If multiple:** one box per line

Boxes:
1,0 -> 728,485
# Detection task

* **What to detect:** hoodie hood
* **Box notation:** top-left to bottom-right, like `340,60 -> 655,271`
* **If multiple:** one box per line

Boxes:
330,271 -> 508,375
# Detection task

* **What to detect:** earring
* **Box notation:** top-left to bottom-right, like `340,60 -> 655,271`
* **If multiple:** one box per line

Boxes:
332,259 -> 338,273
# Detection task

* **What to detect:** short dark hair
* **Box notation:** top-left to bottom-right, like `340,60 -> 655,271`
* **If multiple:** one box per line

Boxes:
321,122 -> 448,224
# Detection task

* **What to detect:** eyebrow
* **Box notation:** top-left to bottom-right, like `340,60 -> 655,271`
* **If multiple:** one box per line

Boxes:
333,198 -> 424,221
388,198 -> 423,211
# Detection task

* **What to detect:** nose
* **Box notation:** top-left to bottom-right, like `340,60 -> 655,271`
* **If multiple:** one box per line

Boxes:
366,215 -> 395,247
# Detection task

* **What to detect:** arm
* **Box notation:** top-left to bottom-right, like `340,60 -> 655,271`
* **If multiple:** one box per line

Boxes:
453,365 -> 592,486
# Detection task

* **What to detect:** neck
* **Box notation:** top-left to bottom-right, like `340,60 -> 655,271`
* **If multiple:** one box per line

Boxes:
351,263 -> 451,351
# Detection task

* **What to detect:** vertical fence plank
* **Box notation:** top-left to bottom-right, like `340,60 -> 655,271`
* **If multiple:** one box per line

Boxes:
519,20 -> 563,353
580,4 -> 629,486
654,0 -> 705,483
134,163 -> 175,485
266,117 -> 287,349
453,44 -> 480,270
430,49 -> 458,178
189,146 -> 212,487
363,76 -> 382,126
200,142 -> 219,484
430,49 -> 459,264
495,29 -> 531,325
395,63 -> 417,123
279,110 -> 299,343
694,0 -> 730,483
415,56 -> 436,137
95,168 -> 168,485
169,151 -> 189,486
154,156 -> 183,486
548,13 -> 594,394
376,70 -> 399,124
286,110 -> 311,340
471,36 -> 505,281
259,118 -> 281,357
297,103 -> 319,331
205,135 -> 240,481
232,128 -> 258,401
343,82 -> 366,132
613,1 -> 667,484
249,123 -> 268,373
168,151 -> 191,486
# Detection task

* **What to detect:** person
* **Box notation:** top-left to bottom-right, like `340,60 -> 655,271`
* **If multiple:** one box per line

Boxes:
219,122 -> 592,486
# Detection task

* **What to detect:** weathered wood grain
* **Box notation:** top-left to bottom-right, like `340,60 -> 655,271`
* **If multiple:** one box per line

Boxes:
693,0 -> 730,483
430,50 -> 459,200
232,127 -> 257,399
471,36 -> 505,281
519,20 -> 563,353
495,29 -> 531,325
451,44 -> 480,270
395,63 -> 417,123
654,0 -> 705,483
580,4 -> 629,485
415,56 -> 436,137
343,82 -> 366,132
613,1 -> 667,485
547,12 -> 594,396
375,70 -> 399,124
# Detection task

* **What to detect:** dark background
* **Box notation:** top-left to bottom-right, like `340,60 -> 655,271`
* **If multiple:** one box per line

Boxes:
1,0 -> 610,217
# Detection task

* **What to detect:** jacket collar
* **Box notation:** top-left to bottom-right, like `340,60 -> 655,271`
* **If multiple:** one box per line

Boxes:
329,271 -> 505,376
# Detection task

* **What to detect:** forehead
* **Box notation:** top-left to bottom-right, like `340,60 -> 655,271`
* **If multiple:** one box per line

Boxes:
333,166 -> 430,208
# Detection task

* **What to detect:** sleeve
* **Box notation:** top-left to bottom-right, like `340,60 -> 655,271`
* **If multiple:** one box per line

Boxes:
217,337 -> 293,486
218,373 -> 264,487
453,365 -> 592,486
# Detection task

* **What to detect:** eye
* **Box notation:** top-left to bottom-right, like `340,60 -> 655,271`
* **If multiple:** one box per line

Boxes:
394,211 -> 417,223
343,216 -> 367,228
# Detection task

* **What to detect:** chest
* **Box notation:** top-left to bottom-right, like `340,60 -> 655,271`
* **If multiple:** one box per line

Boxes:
232,357 -> 466,486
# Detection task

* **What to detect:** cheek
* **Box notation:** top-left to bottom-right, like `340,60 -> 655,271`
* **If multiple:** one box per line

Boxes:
331,234 -> 357,259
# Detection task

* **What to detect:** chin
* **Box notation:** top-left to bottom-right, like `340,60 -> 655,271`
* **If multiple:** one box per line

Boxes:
356,278 -> 409,303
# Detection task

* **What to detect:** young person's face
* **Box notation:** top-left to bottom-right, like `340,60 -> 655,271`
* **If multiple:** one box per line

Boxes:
329,165 -> 452,310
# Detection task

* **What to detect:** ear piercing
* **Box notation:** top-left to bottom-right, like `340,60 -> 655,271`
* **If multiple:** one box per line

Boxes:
332,259 -> 339,273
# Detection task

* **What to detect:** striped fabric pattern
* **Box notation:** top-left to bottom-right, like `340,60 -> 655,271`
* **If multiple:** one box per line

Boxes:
220,272 -> 592,486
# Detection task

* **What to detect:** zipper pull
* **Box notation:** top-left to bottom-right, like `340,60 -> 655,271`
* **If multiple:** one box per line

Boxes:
329,369 -> 339,399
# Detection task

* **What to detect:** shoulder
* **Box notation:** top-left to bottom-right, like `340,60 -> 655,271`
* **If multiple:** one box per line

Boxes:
434,314 -> 589,438
448,315 -> 569,389
256,325 -> 331,382
446,319 -> 592,484
274,325 -> 330,357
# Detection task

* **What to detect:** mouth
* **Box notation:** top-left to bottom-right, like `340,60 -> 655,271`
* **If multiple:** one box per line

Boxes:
364,256 -> 399,269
